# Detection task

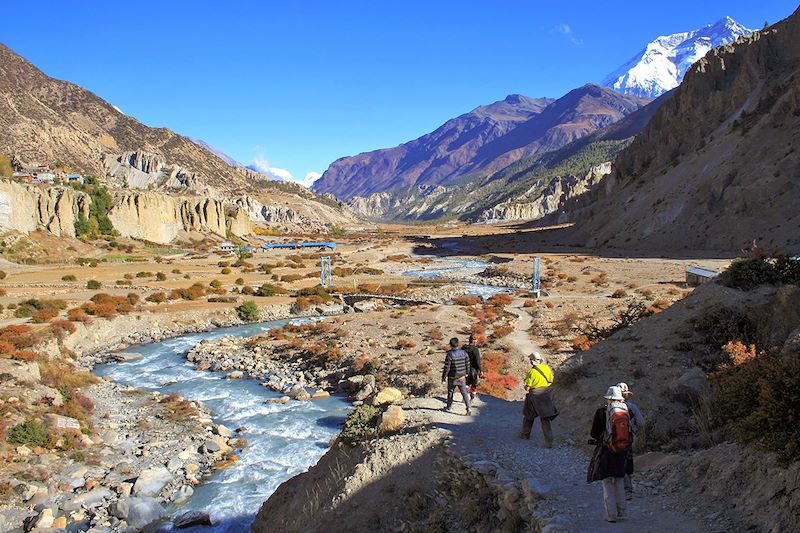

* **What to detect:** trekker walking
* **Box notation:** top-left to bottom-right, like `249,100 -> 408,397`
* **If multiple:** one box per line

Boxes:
617,382 -> 645,500
587,386 -> 632,523
463,334 -> 482,400
442,337 -> 471,415
519,351 -> 557,448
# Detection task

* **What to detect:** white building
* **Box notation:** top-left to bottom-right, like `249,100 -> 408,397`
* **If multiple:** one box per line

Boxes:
219,241 -> 236,254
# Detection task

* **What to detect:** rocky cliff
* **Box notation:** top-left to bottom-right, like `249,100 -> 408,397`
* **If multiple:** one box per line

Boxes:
478,162 -> 612,222
0,180 -> 89,237
572,7 -> 800,253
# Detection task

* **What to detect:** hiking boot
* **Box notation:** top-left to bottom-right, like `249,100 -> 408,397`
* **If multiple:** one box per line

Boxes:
604,516 -> 617,523
465,409 -> 471,416
442,406 -> 451,412
518,432 -> 530,440
625,491 -> 633,501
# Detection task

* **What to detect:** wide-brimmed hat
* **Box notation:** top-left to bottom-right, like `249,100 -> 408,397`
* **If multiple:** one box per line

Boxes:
530,351 -> 544,364
604,386 -> 624,401
616,382 -> 631,395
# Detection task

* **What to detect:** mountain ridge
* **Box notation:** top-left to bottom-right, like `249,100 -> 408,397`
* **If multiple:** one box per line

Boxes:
313,85 -> 647,201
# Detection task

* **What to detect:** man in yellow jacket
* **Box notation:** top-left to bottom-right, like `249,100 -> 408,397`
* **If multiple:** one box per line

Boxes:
519,351 -> 558,447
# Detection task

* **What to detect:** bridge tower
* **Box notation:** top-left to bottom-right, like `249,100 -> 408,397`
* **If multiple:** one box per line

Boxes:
320,256 -> 332,288
532,256 -> 541,298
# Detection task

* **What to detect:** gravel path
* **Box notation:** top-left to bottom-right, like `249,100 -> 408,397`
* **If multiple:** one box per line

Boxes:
402,297 -> 702,532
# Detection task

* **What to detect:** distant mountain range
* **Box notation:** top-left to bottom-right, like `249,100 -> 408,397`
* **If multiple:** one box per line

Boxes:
313,86 -> 648,201
603,16 -> 752,98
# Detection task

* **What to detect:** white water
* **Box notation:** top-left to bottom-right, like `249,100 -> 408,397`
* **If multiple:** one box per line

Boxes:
402,257 -> 512,298
94,319 -> 350,532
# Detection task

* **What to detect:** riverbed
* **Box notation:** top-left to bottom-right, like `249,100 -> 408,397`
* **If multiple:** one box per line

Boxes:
94,319 -> 350,532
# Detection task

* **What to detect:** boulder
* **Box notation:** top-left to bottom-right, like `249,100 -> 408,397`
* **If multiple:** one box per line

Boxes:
226,371 -> 244,379
173,510 -> 212,529
353,299 -> 384,313
51,516 -> 67,528
378,405 -> 405,434
0,359 -> 40,384
287,386 -> 310,401
61,464 -> 88,489
43,414 -> 81,431
311,390 -> 330,399
172,484 -> 194,505
62,487 -> 111,511
213,424 -> 232,437
113,352 -> 144,362
670,367 -> 710,403
125,497 -> 167,530
132,466 -> 172,497
110,499 -> 129,519
24,508 -> 53,530
203,437 -> 232,455
373,387 -> 403,405
354,383 -> 374,402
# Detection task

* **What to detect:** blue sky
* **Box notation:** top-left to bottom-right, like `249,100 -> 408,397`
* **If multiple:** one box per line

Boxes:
3,1 -> 796,184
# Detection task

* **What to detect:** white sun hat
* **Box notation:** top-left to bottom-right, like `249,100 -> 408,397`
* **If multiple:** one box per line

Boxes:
604,386 -> 625,401
530,351 -> 544,364
616,382 -> 631,395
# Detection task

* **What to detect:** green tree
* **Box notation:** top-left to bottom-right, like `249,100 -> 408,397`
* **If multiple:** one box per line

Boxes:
236,300 -> 260,322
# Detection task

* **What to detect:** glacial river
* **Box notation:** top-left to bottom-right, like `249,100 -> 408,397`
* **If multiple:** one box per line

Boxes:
92,257 -> 508,531
94,319 -> 351,532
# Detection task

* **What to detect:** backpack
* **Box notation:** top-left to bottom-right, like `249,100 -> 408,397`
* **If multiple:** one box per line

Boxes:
605,404 -> 632,453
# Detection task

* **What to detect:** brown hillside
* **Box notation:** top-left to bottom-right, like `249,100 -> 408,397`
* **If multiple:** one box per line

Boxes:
572,8 -> 800,254
0,43 -> 251,194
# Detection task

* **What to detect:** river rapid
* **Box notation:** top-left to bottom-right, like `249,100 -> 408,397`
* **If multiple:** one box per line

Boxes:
94,319 -> 350,532
92,256 -> 507,531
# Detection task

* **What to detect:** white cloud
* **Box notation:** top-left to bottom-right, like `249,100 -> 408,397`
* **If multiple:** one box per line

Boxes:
302,171 -> 322,188
553,23 -> 584,45
248,154 -> 319,188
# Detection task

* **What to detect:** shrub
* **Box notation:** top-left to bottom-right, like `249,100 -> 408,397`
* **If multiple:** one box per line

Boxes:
256,283 -> 287,297
62,274 -> 77,281
241,286 -> 256,296
51,320 -> 77,338
487,293 -> 513,307
237,301 -> 260,322
235,278 -> 244,285
146,291 -> 166,303
543,338 -> 563,351
0,288 -> 5,297
88,302 -> 117,318
0,271 -> 5,279
14,306 -> 33,318
427,327 -> 443,341
571,335 -> 594,352
171,269 -> 182,274
281,274 -> 303,283
558,361 -> 592,386
210,279 -> 222,289
136,271 -> 154,278
31,308 -> 59,323
454,296 -> 482,306
611,289 -> 627,298
396,338 -> 417,350
711,352 -> 800,463
492,325 -> 514,339
340,404 -> 380,444
523,299 -> 537,308
67,307 -> 91,323
221,267 -> 232,275
156,272 -> 167,281
7,419 -> 49,447
127,293 -> 140,305
0,340 -> 14,354
87,280 -> 101,290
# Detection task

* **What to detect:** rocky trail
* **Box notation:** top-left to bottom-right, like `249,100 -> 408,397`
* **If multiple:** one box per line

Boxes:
402,297 -> 703,532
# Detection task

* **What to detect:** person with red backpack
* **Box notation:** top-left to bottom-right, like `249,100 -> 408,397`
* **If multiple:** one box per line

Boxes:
587,386 -> 632,523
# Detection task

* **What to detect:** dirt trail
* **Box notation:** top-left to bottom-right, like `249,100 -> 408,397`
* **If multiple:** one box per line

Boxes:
402,298 -> 702,532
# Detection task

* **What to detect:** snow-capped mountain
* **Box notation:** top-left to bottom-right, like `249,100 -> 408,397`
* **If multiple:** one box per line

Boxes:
603,16 -> 752,98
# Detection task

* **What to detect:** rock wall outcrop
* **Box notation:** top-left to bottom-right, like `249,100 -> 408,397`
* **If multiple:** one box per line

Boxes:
0,180 -> 89,237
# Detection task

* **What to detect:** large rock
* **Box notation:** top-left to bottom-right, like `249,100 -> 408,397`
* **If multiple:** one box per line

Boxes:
378,405 -> 406,434
43,414 -> 80,431
132,466 -> 173,497
0,359 -> 41,384
670,367 -> 709,404
287,386 -> 310,401
113,352 -> 144,362
62,487 -> 111,511
125,497 -> 167,530
173,510 -> 212,529
373,387 -> 403,406
23,508 -> 53,530
354,383 -> 374,402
